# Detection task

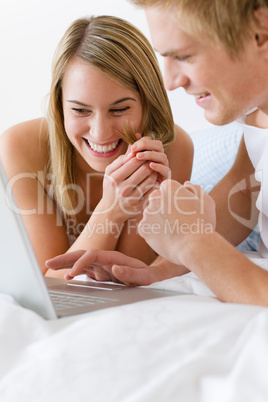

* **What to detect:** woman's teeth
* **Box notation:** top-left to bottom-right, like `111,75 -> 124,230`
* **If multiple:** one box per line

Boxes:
86,139 -> 120,153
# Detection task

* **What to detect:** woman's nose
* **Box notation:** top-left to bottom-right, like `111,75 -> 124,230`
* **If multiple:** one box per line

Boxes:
90,114 -> 111,143
163,58 -> 189,91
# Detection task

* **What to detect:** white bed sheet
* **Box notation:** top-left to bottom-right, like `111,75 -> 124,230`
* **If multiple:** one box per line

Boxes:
1,257 -> 268,402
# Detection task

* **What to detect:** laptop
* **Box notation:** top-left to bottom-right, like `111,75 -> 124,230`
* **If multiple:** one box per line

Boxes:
0,161 -> 182,319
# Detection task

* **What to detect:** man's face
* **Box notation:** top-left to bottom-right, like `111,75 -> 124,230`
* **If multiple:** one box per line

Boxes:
146,8 -> 266,125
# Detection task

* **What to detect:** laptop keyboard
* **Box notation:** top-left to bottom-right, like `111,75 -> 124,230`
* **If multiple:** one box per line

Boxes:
49,290 -> 118,310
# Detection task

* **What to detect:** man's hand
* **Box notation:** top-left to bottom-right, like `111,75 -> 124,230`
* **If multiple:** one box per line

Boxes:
138,179 -> 216,266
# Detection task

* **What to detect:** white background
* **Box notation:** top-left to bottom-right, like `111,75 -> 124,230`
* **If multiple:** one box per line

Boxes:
0,0 -> 212,135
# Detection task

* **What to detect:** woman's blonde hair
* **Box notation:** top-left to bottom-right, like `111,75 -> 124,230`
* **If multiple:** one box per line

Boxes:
47,15 -> 174,221
130,0 -> 268,56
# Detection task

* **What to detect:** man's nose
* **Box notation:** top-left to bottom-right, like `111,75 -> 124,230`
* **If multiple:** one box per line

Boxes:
164,58 -> 189,91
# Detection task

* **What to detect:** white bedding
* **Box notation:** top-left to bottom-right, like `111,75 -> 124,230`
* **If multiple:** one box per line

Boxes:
1,124 -> 267,401
1,260 -> 268,402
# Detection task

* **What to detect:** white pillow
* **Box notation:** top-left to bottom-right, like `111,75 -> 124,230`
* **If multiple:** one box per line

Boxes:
190,122 -> 243,191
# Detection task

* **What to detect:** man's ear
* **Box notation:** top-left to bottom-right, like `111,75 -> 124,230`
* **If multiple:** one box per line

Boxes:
254,8 -> 268,52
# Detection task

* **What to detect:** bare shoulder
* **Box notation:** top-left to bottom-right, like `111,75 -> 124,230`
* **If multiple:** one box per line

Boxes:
165,124 -> 194,183
0,118 -> 49,176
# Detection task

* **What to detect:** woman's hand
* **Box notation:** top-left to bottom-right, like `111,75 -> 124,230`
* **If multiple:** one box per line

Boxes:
131,135 -> 171,183
46,249 -> 188,286
97,135 -> 171,222
46,249 -> 149,286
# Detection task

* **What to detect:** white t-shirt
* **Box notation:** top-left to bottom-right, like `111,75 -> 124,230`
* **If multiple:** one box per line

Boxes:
236,115 -> 268,257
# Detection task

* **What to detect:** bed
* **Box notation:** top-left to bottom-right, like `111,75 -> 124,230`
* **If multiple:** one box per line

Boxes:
1,123 -> 267,402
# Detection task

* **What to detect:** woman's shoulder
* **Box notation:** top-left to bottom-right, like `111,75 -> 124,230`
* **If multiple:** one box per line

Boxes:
165,124 -> 194,183
0,118 -> 49,175
173,124 -> 193,151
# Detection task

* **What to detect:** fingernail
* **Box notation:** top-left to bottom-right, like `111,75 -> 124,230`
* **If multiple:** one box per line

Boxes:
114,265 -> 124,275
65,271 -> 73,280
125,152 -> 134,159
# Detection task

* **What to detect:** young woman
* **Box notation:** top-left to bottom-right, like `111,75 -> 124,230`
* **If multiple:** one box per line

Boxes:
0,15 -> 193,278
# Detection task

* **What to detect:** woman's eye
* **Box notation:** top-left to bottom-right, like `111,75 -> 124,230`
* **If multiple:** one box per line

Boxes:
72,108 -> 90,115
111,107 -> 130,114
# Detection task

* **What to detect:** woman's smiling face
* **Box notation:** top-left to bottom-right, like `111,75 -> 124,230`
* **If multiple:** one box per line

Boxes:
62,58 -> 143,173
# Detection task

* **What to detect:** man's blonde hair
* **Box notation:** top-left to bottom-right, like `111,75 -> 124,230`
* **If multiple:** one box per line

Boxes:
47,15 -> 174,221
130,0 -> 268,56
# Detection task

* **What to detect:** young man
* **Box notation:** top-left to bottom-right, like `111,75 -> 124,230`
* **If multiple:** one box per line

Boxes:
47,0 -> 268,306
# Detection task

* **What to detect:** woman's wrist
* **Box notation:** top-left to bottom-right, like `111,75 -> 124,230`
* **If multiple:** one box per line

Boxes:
95,197 -> 139,224
93,198 -> 127,226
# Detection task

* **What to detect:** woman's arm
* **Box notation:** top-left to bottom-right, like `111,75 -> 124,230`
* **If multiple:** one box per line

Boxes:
0,119 -> 71,277
0,121 -> 171,276
66,135 -> 171,261
47,125 -> 194,280
67,126 -> 194,269
1,120 -> 194,279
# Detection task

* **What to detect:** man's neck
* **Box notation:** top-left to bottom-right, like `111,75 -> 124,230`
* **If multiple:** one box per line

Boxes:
246,108 -> 268,129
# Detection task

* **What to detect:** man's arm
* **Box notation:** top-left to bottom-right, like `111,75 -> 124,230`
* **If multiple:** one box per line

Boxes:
178,230 -> 268,306
136,179 -> 268,306
210,136 -> 259,245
